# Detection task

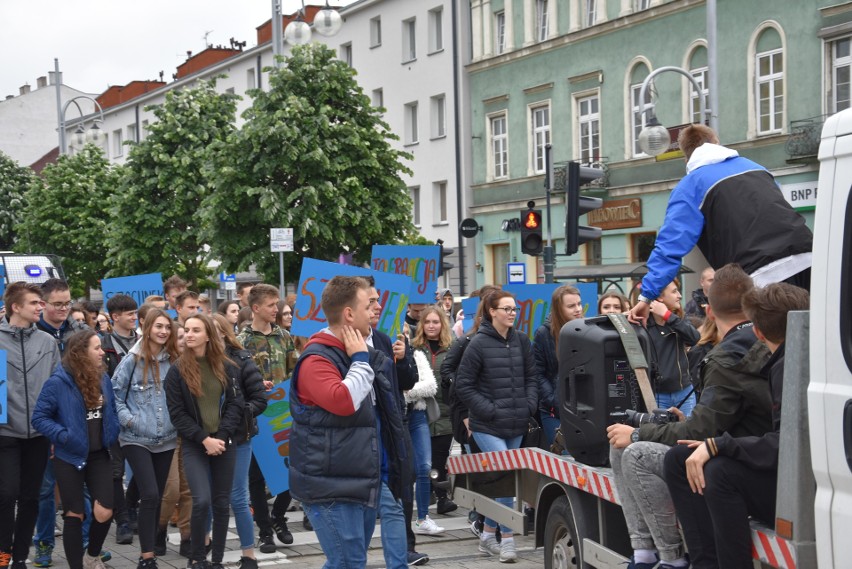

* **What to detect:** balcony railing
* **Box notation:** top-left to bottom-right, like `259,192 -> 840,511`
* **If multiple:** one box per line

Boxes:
785,115 -> 826,160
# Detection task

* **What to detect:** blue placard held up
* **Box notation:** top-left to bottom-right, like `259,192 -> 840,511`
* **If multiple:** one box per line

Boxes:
461,297 -> 481,334
101,273 -> 164,306
251,379 -> 292,495
370,245 -> 440,304
0,351 -> 7,424
504,282 -> 598,339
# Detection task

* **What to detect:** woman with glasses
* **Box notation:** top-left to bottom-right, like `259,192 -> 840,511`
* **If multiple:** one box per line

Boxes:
455,290 -> 538,563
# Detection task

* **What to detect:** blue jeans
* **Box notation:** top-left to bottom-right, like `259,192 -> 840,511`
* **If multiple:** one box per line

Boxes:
472,432 -> 522,535
378,483 -> 407,569
230,442 -> 254,550
303,500 -> 377,569
656,385 -> 697,418
407,410 -> 432,520
34,459 -> 93,547
541,414 -> 561,448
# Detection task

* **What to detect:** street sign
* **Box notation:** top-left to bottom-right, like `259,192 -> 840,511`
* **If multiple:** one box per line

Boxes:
460,218 -> 480,238
219,272 -> 236,282
270,227 -> 294,253
507,262 -> 526,284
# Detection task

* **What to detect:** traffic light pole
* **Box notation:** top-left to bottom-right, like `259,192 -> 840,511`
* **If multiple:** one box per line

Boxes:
543,144 -> 555,284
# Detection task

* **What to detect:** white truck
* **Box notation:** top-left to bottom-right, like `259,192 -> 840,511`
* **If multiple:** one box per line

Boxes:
446,108 -> 852,569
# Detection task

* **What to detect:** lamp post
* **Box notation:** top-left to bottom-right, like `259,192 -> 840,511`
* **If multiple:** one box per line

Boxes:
54,58 -> 106,155
270,0 -> 343,67
637,66 -> 709,156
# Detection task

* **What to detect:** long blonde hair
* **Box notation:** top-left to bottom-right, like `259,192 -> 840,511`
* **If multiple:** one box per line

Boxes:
175,314 -> 232,397
411,306 -> 452,350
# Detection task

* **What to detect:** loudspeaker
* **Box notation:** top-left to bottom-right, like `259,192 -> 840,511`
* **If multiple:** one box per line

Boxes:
557,316 -> 650,466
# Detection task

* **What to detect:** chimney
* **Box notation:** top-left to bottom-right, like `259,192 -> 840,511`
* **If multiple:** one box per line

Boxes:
49,71 -> 59,85
19,84 -> 31,95
36,76 -> 47,88
5,95 -> 13,100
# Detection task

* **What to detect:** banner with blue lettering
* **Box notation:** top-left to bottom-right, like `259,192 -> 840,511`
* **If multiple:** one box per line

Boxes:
504,283 -> 598,339
101,273 -> 164,306
370,245 -> 439,304
291,258 -> 412,339
251,380 -> 291,495
461,297 -> 480,334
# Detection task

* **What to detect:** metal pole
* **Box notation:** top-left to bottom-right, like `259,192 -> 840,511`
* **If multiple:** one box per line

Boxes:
271,0 -> 283,67
706,0 -> 719,133
279,251 -> 285,298
639,66 -> 707,127
543,144 -> 555,284
54,58 -> 65,154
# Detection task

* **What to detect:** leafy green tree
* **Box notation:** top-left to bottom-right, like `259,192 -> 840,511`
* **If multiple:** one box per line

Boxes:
106,80 -> 237,287
15,144 -> 123,296
202,43 -> 416,281
0,151 -> 34,250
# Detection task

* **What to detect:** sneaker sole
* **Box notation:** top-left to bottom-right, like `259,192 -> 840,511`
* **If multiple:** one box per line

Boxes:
414,529 -> 444,535
478,545 -> 499,556
499,556 -> 518,563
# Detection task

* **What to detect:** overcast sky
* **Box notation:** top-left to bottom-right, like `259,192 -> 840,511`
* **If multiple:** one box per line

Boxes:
1,0 -> 350,99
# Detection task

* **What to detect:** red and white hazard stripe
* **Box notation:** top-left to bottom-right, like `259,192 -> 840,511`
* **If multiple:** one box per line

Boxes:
751,526 -> 797,569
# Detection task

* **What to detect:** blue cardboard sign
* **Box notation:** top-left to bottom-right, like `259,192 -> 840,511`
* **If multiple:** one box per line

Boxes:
291,258 -> 412,339
504,282 -> 598,339
101,273 -> 164,306
251,380 -> 291,495
0,351 -> 6,423
370,245 -> 439,304
461,297 -> 480,334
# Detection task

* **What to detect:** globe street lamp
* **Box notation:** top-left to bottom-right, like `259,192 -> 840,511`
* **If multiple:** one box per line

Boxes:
637,66 -> 710,157
271,0 -> 343,67
53,58 -> 106,155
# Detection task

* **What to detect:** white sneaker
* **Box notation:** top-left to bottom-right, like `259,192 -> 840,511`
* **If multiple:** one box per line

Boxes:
413,515 -> 444,535
499,540 -> 518,563
82,553 -> 106,569
478,535 -> 501,556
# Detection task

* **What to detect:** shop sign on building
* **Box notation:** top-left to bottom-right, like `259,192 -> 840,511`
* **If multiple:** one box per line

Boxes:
587,198 -> 643,230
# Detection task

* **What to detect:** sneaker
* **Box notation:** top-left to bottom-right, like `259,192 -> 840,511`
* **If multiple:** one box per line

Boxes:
499,540 -> 518,563
470,518 -> 483,537
271,516 -> 293,545
128,508 -> 139,534
179,539 -> 192,559
626,557 -> 658,569
137,557 -> 158,569
478,535 -> 501,556
189,562 -> 209,569
100,551 -> 112,563
83,552 -> 107,569
237,557 -> 258,569
34,541 -> 53,567
413,516 -> 444,535
10,562 -> 26,569
302,515 -> 313,532
436,498 -> 458,515
0,552 -> 11,569
258,534 -> 276,554
116,522 -> 134,545
153,529 -> 167,557
407,551 -> 429,566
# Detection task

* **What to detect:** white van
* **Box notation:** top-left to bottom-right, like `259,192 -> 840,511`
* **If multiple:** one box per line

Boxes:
0,253 -> 66,285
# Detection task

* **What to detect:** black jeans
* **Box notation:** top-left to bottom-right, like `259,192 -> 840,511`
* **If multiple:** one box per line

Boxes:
248,455 -> 290,536
430,434 -> 453,500
182,441 -> 236,563
0,435 -> 50,560
664,444 -> 777,569
122,446 -> 175,554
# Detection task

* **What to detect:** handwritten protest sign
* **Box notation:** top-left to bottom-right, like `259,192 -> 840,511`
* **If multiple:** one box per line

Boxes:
251,380 -> 291,495
371,245 -> 439,304
101,273 -> 164,305
291,258 -> 412,338
504,282 -> 598,339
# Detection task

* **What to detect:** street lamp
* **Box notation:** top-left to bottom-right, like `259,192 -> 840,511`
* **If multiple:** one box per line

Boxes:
271,0 -> 343,66
637,66 -> 709,156
53,58 -> 106,155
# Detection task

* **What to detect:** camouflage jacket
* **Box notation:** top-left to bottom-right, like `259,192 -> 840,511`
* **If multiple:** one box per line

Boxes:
237,324 -> 295,384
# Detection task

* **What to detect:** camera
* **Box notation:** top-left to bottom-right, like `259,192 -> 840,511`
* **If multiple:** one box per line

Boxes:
622,408 -> 676,427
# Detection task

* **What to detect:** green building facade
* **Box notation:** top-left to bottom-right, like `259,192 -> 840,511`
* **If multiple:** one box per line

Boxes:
463,0 -> 845,297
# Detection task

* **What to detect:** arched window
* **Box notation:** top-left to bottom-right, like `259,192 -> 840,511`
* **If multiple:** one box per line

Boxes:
751,24 -> 785,135
626,60 -> 652,158
686,43 -> 709,125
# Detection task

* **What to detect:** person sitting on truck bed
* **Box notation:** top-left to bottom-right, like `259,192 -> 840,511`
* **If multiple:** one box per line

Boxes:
663,283 -> 809,569
606,264 -> 774,569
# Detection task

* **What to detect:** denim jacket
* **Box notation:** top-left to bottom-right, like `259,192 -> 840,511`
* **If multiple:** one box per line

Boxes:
111,341 -> 177,447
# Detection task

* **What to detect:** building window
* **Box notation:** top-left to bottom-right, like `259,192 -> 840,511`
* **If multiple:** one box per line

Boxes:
428,7 -> 443,53
404,101 -> 419,144
536,0 -> 549,42
530,104 -> 551,174
585,240 -> 602,265
491,244 -> 511,286
372,88 -> 384,109
112,128 -> 123,157
246,68 -> 256,90
225,87 -> 235,94
370,16 -> 382,47
631,232 -> 656,263
410,186 -> 421,226
431,94 -> 446,139
756,48 -> 783,134
585,0 -> 597,28
494,11 -> 506,54
690,66 -> 708,124
340,42 -> 353,66
403,18 -> 416,62
831,37 -> 851,113
490,113 -> 509,179
633,0 -> 650,11
126,123 -> 137,144
577,94 -> 600,164
631,83 -> 652,157
433,181 -> 448,223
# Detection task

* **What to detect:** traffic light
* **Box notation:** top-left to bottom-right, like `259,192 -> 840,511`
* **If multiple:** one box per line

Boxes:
565,161 -> 604,256
520,208 -> 543,256
437,240 -> 455,276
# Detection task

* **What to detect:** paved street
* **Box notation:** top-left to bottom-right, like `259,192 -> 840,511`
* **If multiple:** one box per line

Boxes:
46,504 -> 543,569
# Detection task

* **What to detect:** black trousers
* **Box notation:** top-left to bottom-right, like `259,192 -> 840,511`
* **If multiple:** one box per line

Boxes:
431,434 -> 453,500
0,435 -> 50,561
664,444 -> 777,569
122,446 -> 174,554
248,455 -> 290,537
182,441 -> 236,563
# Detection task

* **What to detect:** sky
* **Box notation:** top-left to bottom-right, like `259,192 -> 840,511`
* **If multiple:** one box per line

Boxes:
0,0 -> 350,99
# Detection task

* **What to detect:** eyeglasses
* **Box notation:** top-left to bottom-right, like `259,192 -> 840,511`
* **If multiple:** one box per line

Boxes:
495,306 -> 518,314
48,301 -> 73,310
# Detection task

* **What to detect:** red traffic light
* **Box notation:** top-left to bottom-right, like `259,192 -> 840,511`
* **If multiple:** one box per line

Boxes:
524,211 -> 541,229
